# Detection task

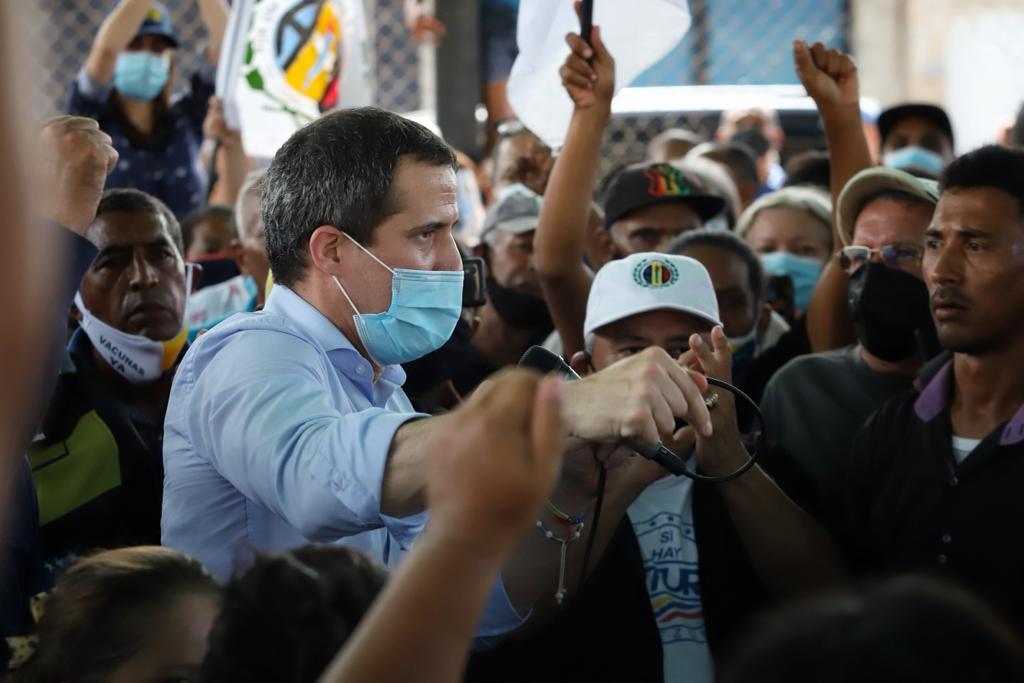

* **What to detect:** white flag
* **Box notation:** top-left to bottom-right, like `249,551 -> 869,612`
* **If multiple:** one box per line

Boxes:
220,0 -> 374,159
507,0 -> 692,149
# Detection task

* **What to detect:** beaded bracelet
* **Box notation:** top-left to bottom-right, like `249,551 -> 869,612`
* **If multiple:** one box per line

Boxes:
544,499 -> 590,526
536,518 -> 584,605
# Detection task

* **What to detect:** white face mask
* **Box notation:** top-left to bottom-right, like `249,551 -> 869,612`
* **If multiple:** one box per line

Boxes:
74,267 -> 193,384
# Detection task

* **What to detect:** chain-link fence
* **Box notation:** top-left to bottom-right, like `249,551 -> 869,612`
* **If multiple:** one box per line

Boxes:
32,0 -> 845,170
32,0 -> 420,116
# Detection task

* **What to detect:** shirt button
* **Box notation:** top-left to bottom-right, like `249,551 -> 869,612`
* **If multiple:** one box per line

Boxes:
949,476 -> 959,487
942,534 -> 952,544
355,365 -> 366,375
938,554 -> 948,565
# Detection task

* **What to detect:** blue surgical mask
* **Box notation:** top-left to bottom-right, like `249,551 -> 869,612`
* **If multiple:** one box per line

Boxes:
883,145 -> 945,177
332,233 -> 463,366
760,251 -> 823,313
114,51 -> 170,101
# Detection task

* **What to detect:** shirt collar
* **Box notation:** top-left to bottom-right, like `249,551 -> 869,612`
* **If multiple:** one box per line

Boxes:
263,284 -> 407,391
914,351 -> 1024,446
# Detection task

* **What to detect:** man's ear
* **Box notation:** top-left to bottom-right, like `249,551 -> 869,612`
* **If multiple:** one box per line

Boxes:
756,302 -> 772,338
569,350 -> 594,377
308,225 -> 347,275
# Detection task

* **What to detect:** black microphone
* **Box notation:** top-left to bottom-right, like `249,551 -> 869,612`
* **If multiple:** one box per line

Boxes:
517,346 -> 692,477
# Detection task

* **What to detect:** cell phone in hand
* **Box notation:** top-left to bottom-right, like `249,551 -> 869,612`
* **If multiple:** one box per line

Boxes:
765,274 -> 795,323
463,256 -> 487,308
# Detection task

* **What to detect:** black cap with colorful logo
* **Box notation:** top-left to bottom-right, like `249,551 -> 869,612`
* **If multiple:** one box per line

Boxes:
602,162 -> 726,229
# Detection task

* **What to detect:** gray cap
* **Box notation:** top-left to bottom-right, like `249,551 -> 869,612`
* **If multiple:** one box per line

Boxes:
836,167 -> 939,246
481,185 -> 543,244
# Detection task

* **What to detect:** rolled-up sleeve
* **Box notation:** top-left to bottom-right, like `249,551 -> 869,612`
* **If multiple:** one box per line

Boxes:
188,332 -> 423,542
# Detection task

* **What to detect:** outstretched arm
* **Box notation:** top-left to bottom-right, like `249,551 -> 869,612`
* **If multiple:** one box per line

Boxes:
318,372 -> 566,683
535,25 -> 615,358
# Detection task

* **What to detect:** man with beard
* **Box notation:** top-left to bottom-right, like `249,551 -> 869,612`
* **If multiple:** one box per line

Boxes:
28,188 -> 192,582
760,167 -> 939,515
836,144 -> 1024,631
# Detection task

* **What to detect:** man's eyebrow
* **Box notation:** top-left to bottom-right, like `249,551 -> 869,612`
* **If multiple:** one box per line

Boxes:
407,221 -> 447,233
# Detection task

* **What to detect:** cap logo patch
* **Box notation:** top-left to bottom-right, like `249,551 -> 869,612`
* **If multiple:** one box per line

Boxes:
633,258 -> 679,289
644,164 -> 692,199
147,7 -> 162,21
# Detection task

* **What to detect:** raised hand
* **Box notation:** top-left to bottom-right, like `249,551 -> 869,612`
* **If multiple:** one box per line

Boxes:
423,369 -> 566,559
37,116 -> 118,235
560,23 -> 615,111
793,40 -> 860,109
674,326 -> 749,478
203,96 -> 242,148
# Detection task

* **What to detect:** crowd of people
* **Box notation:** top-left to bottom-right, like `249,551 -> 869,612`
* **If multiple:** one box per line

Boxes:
3,0 -> 1024,681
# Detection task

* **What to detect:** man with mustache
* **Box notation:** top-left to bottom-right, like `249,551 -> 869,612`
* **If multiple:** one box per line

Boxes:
837,145 -> 1024,631
28,187 -> 191,583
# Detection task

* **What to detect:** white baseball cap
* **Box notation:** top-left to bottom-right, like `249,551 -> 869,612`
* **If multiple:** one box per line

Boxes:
584,252 -> 723,338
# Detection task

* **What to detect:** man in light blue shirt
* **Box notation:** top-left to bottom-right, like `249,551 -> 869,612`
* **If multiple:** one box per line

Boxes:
162,107 -> 717,637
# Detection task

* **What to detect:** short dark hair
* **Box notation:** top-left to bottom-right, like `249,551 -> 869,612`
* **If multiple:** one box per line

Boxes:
721,576 -> 1024,683
17,547 -> 219,683
696,142 -> 760,185
784,150 -> 832,191
668,229 -> 765,306
180,204 -> 236,253
262,107 -> 457,287
939,145 -> 1024,218
95,188 -> 184,255
199,545 -> 387,683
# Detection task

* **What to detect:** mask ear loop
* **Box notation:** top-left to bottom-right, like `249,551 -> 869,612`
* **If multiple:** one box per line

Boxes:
331,275 -> 385,369
340,231 -> 396,275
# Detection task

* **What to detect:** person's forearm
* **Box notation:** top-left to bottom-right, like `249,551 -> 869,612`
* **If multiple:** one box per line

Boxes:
197,0 -> 230,64
805,258 -> 856,352
86,0 -> 152,83
805,101 -> 870,352
317,530 -> 506,683
718,446 -> 845,597
535,107 -> 608,357
381,415 -> 443,517
499,471 -> 640,629
207,139 -> 248,207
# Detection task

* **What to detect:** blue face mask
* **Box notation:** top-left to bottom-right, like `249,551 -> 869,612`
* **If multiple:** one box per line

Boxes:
883,145 -> 945,177
114,51 -> 170,101
332,233 -> 464,366
760,251 -> 823,313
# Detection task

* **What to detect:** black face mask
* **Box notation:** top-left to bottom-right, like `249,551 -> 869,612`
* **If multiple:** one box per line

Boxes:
486,277 -> 553,332
848,262 -> 940,363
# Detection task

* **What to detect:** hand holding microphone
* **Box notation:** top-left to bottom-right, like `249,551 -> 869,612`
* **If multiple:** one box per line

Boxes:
520,330 -> 762,484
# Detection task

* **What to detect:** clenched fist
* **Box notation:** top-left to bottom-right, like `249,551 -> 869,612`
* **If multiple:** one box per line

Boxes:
793,40 -> 860,111
37,116 -> 118,235
424,369 -> 566,559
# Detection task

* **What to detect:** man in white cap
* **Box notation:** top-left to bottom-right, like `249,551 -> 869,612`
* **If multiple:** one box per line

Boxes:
470,251 -> 841,683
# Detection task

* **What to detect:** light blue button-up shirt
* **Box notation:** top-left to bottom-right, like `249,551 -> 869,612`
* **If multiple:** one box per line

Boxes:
162,284 -> 521,637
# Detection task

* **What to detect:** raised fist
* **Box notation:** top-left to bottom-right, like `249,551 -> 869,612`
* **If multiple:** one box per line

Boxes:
793,40 -> 860,110
37,116 -> 118,235
424,369 -> 566,559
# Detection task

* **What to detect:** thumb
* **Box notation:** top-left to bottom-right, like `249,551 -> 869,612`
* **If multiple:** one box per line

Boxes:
530,376 -> 567,475
591,25 -> 613,67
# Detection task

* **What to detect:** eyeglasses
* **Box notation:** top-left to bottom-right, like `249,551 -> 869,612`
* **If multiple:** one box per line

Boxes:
837,244 -> 923,273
